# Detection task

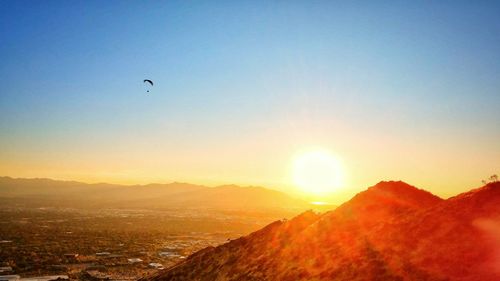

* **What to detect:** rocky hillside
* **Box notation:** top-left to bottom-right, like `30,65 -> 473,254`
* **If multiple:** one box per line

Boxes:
144,181 -> 500,281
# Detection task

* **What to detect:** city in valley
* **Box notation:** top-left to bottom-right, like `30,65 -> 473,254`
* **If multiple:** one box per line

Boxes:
0,203 -> 293,281
0,177 -> 317,281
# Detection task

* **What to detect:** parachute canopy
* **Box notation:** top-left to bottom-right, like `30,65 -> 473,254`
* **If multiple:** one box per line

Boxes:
143,79 -> 153,86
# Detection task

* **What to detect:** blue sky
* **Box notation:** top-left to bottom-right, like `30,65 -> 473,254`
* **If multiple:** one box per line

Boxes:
1,1 -> 499,201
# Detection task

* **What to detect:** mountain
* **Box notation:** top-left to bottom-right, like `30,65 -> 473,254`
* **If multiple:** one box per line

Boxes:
145,181 -> 500,281
138,185 -> 308,210
0,176 -> 310,212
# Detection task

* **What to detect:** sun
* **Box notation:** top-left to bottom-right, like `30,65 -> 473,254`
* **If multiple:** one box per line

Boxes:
292,149 -> 344,196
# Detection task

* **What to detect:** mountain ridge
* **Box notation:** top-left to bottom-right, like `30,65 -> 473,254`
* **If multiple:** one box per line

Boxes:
0,176 -> 311,212
146,181 -> 500,281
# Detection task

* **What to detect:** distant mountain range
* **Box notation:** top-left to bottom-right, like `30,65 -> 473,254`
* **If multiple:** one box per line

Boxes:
0,176 -> 314,212
145,181 -> 500,281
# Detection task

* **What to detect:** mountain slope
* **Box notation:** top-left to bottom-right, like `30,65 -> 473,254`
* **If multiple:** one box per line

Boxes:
146,181 -> 500,281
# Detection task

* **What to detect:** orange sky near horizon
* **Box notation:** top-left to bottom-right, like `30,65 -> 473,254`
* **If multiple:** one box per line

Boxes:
1,125 -> 497,205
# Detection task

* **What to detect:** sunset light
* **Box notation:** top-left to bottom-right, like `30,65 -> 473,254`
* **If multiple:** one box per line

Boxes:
1,1 -> 499,280
292,149 -> 344,196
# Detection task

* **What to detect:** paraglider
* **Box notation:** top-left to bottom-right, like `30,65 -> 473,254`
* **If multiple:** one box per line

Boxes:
143,79 -> 153,92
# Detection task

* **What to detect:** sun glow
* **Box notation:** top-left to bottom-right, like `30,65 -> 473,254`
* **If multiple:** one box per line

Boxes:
292,149 -> 344,196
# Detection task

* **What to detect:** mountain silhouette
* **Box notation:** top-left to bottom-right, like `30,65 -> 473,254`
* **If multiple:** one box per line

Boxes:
145,181 -> 500,281
0,176 -> 311,212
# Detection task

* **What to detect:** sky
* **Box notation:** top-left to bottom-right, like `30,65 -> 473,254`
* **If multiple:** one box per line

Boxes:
1,1 -> 499,203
